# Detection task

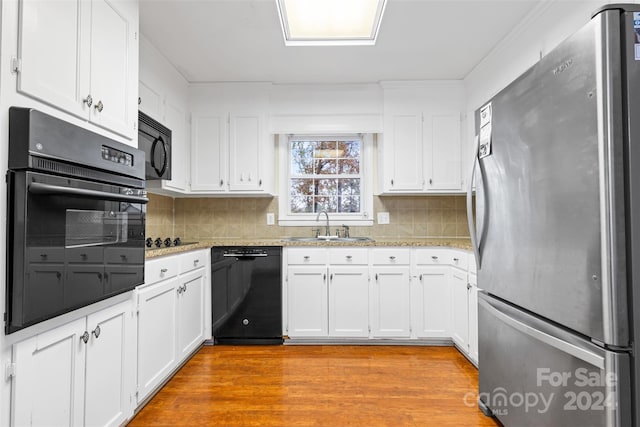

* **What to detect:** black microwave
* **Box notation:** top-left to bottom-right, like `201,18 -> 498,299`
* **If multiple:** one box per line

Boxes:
138,111 -> 172,180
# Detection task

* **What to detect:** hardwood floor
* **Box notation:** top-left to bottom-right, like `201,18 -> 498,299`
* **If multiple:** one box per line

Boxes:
128,345 -> 499,427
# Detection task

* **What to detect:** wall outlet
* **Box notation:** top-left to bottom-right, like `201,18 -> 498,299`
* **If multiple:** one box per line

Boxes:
377,212 -> 390,224
266,212 -> 275,225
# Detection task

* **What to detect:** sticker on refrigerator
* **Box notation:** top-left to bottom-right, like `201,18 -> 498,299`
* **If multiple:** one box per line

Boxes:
479,103 -> 492,158
634,12 -> 640,60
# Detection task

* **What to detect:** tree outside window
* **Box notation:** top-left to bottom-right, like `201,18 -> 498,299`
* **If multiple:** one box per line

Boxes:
289,137 -> 362,215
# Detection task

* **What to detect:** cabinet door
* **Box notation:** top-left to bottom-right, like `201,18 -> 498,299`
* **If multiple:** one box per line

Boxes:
88,0 -> 137,139
138,80 -> 163,121
13,318 -> 86,427
425,114 -> 462,191
328,266 -> 369,337
451,268 -> 469,350
229,114 -> 263,191
191,114 -> 227,192
384,114 -> 424,191
468,274 -> 479,365
16,0 -> 89,120
287,266 -> 328,337
414,266 -> 451,338
85,300 -> 134,427
163,100 -> 189,192
177,269 -> 206,360
137,278 -> 178,402
371,267 -> 411,337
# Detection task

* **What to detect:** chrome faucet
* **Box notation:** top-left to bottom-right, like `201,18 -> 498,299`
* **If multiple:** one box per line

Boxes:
315,210 -> 330,237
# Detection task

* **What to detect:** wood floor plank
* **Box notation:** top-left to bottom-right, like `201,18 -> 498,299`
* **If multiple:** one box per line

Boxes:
128,345 -> 499,427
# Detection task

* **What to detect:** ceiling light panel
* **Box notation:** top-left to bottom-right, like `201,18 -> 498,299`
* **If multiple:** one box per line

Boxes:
276,0 -> 387,46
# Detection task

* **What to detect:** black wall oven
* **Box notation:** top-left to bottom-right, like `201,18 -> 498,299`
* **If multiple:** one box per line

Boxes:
6,107 -> 148,334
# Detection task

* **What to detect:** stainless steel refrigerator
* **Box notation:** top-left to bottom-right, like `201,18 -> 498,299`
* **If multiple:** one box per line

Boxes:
468,4 -> 640,426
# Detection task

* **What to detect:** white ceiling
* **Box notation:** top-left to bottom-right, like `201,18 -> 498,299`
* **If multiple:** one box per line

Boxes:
140,0 -> 542,84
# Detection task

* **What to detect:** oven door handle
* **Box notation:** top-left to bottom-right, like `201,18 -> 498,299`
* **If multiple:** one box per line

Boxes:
29,182 -> 149,204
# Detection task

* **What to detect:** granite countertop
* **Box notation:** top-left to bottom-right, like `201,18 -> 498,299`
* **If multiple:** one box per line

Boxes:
145,237 -> 472,259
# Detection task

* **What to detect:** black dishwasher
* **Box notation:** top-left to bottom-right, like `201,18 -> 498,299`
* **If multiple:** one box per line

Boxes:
211,247 -> 283,344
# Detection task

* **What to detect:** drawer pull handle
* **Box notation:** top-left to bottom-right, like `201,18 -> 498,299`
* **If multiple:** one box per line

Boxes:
389,256 -> 396,260
303,256 -> 310,260
431,256 -> 438,260
346,255 -> 353,260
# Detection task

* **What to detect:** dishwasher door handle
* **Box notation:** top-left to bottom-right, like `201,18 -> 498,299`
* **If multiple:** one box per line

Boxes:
223,253 -> 268,258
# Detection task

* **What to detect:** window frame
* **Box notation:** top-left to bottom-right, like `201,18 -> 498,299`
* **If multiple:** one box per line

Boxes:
278,133 -> 374,226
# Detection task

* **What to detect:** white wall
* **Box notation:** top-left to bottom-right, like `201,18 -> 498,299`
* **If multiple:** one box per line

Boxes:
461,0 -> 639,175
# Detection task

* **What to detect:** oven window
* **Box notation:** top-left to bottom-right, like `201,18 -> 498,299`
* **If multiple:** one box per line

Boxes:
65,209 -> 129,248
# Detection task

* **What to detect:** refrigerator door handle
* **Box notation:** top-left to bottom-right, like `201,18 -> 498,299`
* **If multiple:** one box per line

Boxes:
479,296 -> 605,369
467,135 -> 481,268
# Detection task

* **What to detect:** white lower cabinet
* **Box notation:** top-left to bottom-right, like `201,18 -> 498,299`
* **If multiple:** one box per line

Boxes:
176,268 -> 206,358
136,277 -> 178,403
286,265 -> 328,337
137,250 -> 208,404
413,266 -> 451,338
12,299 -> 135,427
328,266 -> 369,337
371,266 -> 411,337
468,273 -> 479,364
451,267 -> 469,350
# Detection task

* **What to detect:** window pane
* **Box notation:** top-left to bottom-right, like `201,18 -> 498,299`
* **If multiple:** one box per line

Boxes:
338,159 -> 360,174
291,195 -> 313,213
338,141 -> 360,159
290,141 -> 314,175
338,178 -> 360,196
315,159 -> 337,175
291,178 -> 314,196
316,179 -> 337,196
338,196 -> 360,213
314,141 -> 337,158
314,196 -> 338,213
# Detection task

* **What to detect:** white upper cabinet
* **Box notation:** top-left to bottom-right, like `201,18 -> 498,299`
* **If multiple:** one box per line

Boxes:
16,0 -> 138,141
379,82 -> 464,194
189,83 -> 274,195
139,36 -> 190,193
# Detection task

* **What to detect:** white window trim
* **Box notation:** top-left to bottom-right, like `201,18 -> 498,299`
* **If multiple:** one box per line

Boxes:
278,133 -> 374,226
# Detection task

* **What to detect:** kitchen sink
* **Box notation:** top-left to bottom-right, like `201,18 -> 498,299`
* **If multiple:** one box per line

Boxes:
282,236 -> 375,243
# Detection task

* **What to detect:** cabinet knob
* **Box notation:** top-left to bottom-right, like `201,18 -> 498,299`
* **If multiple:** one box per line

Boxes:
429,178 -> 433,185
453,258 -> 459,262
177,286 -> 183,295
467,283 -> 472,290
83,94 -> 93,107
138,97 -> 142,105
92,325 -> 101,339
346,255 -> 352,260
95,100 -> 104,113
80,331 -> 89,344
160,268 -> 168,274
303,256 -> 310,260
183,284 -> 188,293
419,274 -> 423,281
391,179 -> 394,186
330,273 -> 334,281
220,179 -> 224,187
194,259 -> 200,266
389,256 -> 396,260
259,179 -> 262,186
431,256 -> 438,260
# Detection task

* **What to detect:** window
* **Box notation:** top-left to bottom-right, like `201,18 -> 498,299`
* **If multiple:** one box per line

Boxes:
279,134 -> 374,226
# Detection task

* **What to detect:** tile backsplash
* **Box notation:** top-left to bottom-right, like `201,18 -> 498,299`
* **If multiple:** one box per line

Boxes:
146,194 -> 470,240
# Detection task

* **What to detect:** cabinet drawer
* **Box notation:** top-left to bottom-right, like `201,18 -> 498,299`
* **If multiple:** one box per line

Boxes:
371,248 -> 410,265
145,256 -> 179,285
415,249 -> 468,269
180,250 -> 207,273
287,248 -> 327,265
328,248 -> 368,265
